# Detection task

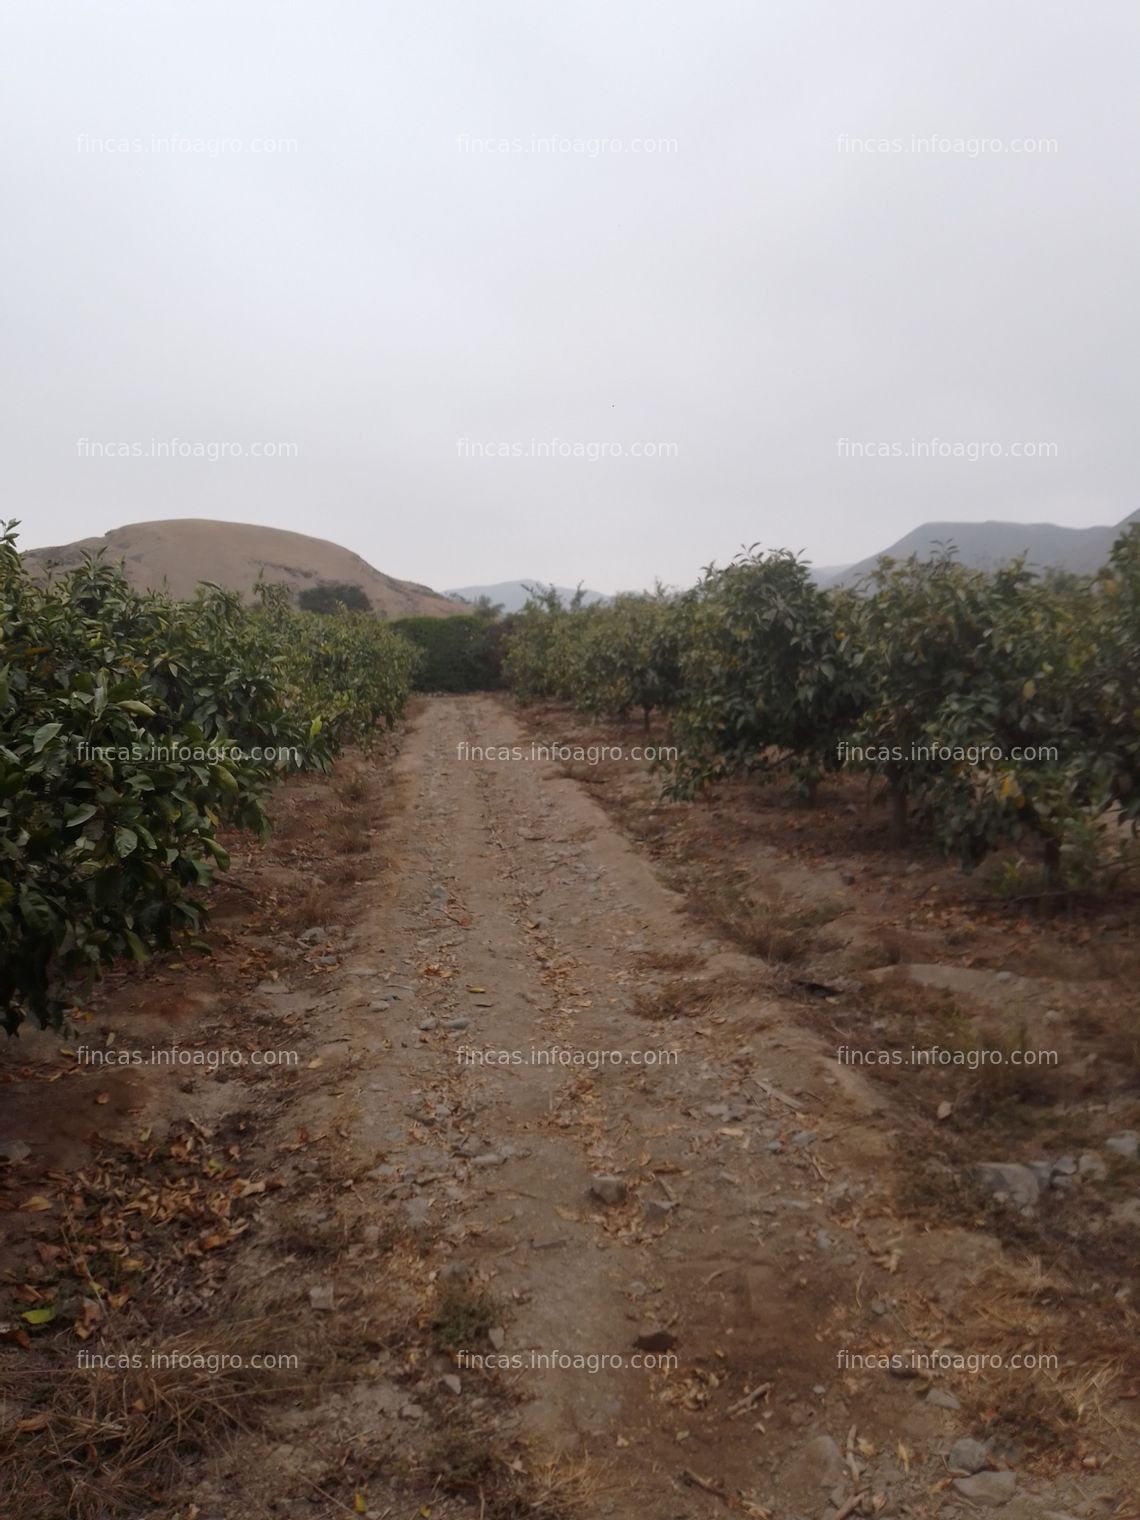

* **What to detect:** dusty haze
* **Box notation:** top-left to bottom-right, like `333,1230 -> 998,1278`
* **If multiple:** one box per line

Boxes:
1,1 -> 1136,591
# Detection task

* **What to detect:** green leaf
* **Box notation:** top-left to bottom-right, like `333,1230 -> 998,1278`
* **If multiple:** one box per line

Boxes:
21,1306 -> 58,1326
114,827 -> 138,857
32,721 -> 62,752
123,929 -> 150,961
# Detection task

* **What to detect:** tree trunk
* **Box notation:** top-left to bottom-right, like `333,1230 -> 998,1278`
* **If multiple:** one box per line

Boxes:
889,782 -> 908,847
1043,836 -> 1062,890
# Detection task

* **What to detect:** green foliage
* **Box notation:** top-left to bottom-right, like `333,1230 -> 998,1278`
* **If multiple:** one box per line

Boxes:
503,586 -> 684,724
500,586 -> 576,702
669,549 -> 863,797
838,543 -> 1140,877
391,614 -> 507,692
501,531 -> 1140,884
297,580 -> 372,614
0,525 -> 417,1032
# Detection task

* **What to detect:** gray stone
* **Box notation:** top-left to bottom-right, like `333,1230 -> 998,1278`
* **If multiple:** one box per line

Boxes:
456,1134 -> 489,1157
439,1261 -> 473,1282
399,1402 -> 425,1420
780,1433 -> 846,1491
471,1152 -> 504,1168
443,1018 -> 471,1031
308,1283 -> 336,1313
590,1174 -> 628,1205
948,1436 -> 989,1474
299,927 -> 324,943
1028,1161 -> 1053,1189
805,1434 -> 846,1487
1078,1151 -> 1108,1182
441,1373 -> 462,1395
368,1000 -> 390,1012
1110,1197 -> 1140,1226
487,1326 -> 506,1351
926,1388 -> 961,1410
644,1198 -> 676,1222
840,871 -> 856,886
1105,1131 -> 1139,1160
952,1471 -> 1016,1505
1052,1155 -> 1078,1176
975,1163 -> 1039,1209
0,1139 -> 31,1163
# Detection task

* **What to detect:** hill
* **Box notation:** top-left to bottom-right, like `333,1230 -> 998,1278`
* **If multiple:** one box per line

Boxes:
829,509 -> 1140,586
21,519 -> 462,617
446,580 -> 609,613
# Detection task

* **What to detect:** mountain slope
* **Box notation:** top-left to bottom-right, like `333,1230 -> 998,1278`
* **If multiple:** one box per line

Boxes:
21,519 -> 462,617
829,509 -> 1140,585
446,580 -> 609,613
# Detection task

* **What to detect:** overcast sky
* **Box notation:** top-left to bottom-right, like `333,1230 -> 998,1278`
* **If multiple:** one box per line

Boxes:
2,0 -> 1136,593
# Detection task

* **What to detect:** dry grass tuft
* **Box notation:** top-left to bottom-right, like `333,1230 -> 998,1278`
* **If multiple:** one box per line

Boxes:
422,1423 -> 597,1519
0,1319 -> 300,1520
275,881 -> 341,933
328,818 -> 371,856
630,976 -> 732,1021
430,1280 -> 500,1353
688,883 -> 841,963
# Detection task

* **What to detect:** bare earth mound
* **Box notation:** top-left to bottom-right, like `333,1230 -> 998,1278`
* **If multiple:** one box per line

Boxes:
21,518 -> 463,617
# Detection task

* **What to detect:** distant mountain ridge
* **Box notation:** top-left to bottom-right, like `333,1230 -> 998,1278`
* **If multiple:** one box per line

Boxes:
827,508 -> 1140,586
21,519 -> 462,618
447,580 -> 609,613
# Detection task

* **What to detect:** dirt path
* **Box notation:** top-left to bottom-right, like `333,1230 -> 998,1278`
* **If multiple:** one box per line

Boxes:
5,694 -> 1130,1519
302,695 -> 1119,1519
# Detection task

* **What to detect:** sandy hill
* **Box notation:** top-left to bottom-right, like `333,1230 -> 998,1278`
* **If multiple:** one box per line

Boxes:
21,519 -> 462,617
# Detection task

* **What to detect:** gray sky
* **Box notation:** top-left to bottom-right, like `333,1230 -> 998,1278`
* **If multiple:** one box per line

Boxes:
3,0 -> 1136,594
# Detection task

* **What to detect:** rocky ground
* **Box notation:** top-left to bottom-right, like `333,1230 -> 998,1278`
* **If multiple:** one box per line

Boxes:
1,694 -> 1137,1519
